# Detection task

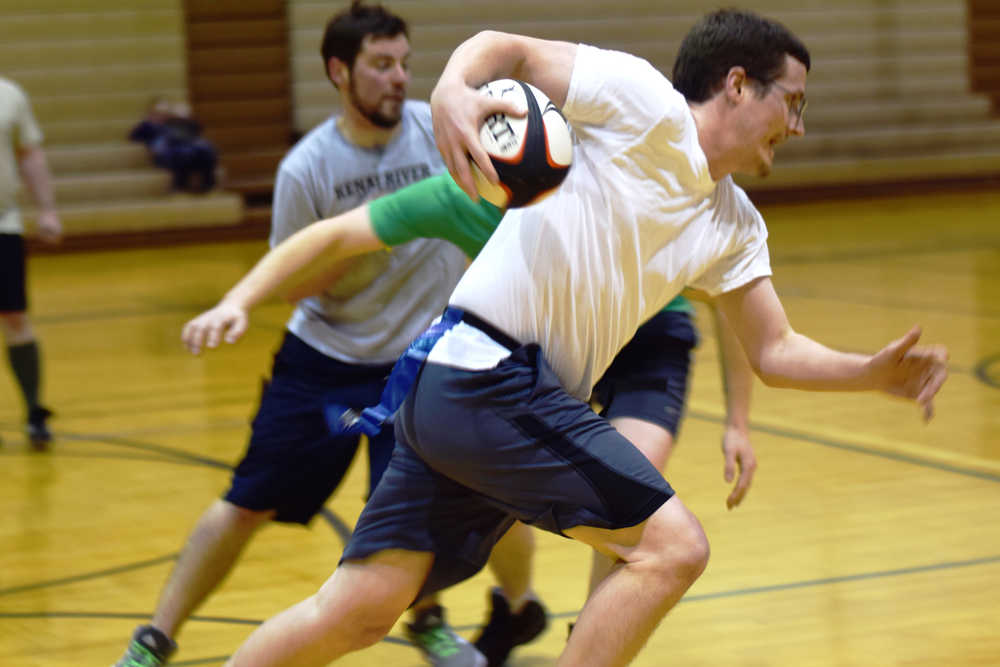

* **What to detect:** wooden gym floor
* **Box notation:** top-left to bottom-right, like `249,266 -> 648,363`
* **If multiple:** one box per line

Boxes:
1,188 -> 998,666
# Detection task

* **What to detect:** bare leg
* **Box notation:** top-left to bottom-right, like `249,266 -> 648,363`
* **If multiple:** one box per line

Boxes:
588,417 -> 675,597
486,520 -> 535,606
226,549 -> 433,667
563,496 -> 708,667
152,499 -> 273,637
0,311 -> 34,345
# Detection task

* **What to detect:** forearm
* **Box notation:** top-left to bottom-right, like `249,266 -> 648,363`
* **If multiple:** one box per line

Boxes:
712,307 -> 753,429
756,330 -> 873,392
18,147 -> 57,212
433,31 -> 574,108
223,212 -> 377,309
437,31 -> 530,90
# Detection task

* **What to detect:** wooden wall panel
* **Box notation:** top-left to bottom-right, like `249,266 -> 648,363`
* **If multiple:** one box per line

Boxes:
182,0 -> 291,203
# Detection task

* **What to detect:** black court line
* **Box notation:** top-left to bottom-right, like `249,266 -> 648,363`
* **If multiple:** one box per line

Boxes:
52,432 -> 235,470
0,554 -> 178,597
770,238 -> 999,267
687,409 -> 1000,484
775,284 -> 1000,320
7,553 -> 997,648
975,353 -> 1000,390
542,553 -> 1000,621
55,431 -> 360,542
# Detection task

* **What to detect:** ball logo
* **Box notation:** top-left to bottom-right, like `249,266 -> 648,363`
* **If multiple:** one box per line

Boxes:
484,113 -> 518,154
475,79 -> 573,208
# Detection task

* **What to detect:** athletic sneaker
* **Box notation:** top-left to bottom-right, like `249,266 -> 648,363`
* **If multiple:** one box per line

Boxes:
473,588 -> 549,666
27,406 -> 53,449
112,624 -> 177,667
406,604 -> 487,667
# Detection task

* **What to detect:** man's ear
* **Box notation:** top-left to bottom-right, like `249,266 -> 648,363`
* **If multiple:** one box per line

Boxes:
724,66 -> 748,104
328,57 -> 350,89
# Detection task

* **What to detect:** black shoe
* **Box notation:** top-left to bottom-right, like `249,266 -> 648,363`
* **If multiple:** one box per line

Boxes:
27,406 -> 53,450
473,588 -> 549,666
112,624 -> 177,666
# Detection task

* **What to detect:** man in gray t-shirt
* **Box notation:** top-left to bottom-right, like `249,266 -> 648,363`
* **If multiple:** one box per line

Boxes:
115,5 -> 526,667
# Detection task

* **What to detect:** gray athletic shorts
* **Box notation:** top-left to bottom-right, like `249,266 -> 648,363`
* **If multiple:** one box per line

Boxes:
342,321 -> 675,598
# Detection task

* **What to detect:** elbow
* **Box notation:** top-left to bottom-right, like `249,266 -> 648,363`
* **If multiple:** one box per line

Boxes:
756,370 -> 786,389
749,350 -> 791,389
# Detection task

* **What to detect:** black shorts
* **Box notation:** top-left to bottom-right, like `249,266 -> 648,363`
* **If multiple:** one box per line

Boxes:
592,309 -> 698,436
343,338 -> 675,598
224,331 -> 396,525
0,234 -> 27,313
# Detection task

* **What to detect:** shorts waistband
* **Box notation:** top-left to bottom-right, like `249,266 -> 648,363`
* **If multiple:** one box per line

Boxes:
443,307 -> 521,351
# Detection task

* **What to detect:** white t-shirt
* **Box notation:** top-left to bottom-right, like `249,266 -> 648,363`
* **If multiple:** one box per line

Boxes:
431,44 -> 772,399
0,77 -> 44,235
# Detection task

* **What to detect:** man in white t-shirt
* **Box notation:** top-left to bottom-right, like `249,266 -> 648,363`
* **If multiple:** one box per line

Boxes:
223,10 -> 949,667
0,76 -> 61,449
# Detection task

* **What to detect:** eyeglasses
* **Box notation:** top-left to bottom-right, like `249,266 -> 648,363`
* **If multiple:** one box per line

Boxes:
769,81 -> 807,124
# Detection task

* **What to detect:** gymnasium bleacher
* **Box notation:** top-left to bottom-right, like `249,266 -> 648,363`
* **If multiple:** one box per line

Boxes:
4,0 -> 998,246
2,0 -> 244,242
293,0 -> 1000,195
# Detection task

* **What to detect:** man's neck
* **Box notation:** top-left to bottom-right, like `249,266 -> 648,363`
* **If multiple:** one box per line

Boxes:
688,102 -> 733,182
337,114 -> 400,148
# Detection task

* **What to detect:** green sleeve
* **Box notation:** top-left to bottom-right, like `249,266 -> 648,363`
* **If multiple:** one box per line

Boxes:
369,173 -> 504,258
662,294 -> 694,314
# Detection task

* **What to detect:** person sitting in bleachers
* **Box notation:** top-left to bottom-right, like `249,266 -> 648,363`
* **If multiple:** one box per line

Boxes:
129,97 -> 217,193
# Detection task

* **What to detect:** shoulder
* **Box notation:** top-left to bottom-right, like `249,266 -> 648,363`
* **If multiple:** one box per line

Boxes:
566,44 -> 682,125
0,77 -> 23,94
401,100 -> 435,137
403,100 -> 432,125
0,77 -> 29,104
277,117 -> 339,178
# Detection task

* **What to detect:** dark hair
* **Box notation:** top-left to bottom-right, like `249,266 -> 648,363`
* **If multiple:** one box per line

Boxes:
671,9 -> 811,103
320,1 -> 408,83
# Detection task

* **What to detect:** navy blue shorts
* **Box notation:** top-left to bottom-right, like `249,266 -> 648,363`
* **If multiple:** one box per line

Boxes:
343,335 -> 675,598
592,309 -> 698,436
224,331 -> 396,524
0,234 -> 27,313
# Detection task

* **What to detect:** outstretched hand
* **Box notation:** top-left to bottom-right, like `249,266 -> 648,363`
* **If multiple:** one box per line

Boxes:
430,78 -> 525,201
722,425 -> 757,509
869,326 -> 948,421
181,301 -> 249,355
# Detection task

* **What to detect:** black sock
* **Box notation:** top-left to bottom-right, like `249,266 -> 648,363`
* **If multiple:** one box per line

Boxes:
7,341 -> 41,414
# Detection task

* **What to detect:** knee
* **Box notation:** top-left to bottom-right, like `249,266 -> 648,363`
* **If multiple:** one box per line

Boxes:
0,312 -> 31,340
211,500 -> 274,533
311,586 -> 399,651
339,610 -> 395,650
649,502 -> 710,585
672,515 -> 710,582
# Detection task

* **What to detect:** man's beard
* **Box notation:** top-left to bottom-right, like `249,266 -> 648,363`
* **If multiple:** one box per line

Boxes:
349,76 -> 402,129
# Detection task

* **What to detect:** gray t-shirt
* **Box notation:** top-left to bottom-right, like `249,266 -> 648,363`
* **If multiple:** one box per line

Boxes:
271,100 -> 467,364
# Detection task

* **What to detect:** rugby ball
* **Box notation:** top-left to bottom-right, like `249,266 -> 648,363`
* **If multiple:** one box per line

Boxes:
473,79 -> 573,208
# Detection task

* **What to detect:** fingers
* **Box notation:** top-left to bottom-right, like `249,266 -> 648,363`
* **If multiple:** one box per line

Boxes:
722,433 -> 757,510
180,309 -> 243,355
916,345 -> 949,422
181,319 -> 203,355
890,325 -> 922,360
224,317 -> 248,344
726,457 -> 756,510
433,85 -> 526,200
